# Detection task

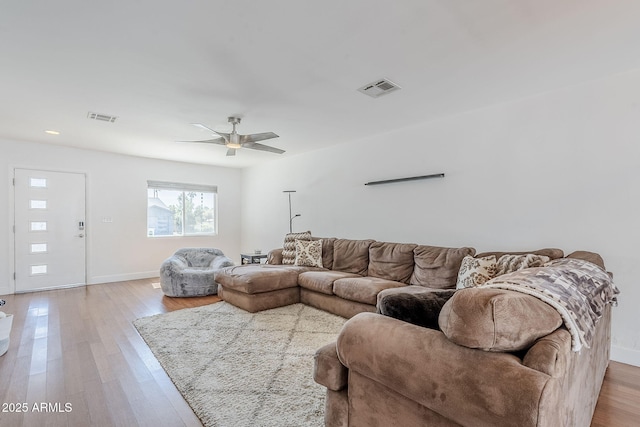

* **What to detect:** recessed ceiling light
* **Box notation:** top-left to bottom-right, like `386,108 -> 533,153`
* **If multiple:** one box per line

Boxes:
45,130 -> 60,135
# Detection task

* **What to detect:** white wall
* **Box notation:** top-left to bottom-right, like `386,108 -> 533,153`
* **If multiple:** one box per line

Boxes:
1,139 -> 242,294
241,68 -> 640,366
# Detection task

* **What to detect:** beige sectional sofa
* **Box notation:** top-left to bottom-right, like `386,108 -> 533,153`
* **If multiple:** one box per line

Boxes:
216,238 -> 474,318
215,237 -> 618,427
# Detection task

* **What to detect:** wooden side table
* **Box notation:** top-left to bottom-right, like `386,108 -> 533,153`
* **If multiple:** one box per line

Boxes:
241,253 -> 268,265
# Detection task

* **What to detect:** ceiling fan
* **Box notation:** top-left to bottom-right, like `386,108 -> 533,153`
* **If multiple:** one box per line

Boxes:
179,116 -> 284,157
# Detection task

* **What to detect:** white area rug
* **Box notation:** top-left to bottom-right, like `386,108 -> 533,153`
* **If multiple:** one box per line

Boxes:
134,302 -> 346,427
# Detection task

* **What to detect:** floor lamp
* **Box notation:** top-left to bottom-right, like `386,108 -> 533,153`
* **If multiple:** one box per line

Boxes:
283,190 -> 301,233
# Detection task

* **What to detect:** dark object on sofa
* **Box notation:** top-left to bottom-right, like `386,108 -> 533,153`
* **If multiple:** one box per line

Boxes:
377,287 -> 455,329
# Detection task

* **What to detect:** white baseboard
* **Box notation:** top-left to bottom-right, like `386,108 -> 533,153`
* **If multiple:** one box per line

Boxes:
88,271 -> 159,285
611,344 -> 640,367
0,272 -> 159,294
0,270 -> 160,296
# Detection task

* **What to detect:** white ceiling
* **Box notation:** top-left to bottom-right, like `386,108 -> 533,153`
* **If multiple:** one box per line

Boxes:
2,0 -> 640,168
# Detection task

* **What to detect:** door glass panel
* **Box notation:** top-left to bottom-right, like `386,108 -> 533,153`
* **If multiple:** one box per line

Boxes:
30,243 -> 48,253
30,178 -> 47,188
30,265 -> 47,275
30,199 -> 47,209
30,221 -> 47,231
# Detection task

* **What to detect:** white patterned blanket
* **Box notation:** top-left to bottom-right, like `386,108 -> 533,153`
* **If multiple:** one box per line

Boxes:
482,258 -> 619,352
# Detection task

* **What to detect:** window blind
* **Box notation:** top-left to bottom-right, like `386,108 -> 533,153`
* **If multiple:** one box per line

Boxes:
147,180 -> 217,193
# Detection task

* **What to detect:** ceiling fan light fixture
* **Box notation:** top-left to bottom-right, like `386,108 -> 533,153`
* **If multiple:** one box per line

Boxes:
227,132 -> 241,148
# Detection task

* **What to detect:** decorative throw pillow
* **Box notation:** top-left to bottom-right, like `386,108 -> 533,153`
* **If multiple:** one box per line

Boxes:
495,254 -> 551,276
294,239 -> 323,268
282,231 -> 312,265
456,255 -> 497,289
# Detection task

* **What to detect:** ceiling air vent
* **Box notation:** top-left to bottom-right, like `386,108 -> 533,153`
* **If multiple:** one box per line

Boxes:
87,111 -> 118,123
357,78 -> 401,98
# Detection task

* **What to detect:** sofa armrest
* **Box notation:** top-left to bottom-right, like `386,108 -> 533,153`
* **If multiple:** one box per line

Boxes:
209,255 -> 235,270
522,328 -> 571,377
267,248 -> 283,264
313,342 -> 348,391
337,313 -> 555,427
160,256 -> 188,274
376,287 -> 455,329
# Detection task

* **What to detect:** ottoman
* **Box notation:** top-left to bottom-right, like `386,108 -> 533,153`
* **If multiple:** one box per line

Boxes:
216,265 -> 302,312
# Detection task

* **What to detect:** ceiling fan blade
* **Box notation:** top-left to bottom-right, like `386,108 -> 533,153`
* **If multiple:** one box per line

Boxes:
191,123 -> 230,140
191,123 -> 220,134
226,148 -> 236,156
245,142 -> 285,154
241,132 -> 279,144
176,137 -> 227,145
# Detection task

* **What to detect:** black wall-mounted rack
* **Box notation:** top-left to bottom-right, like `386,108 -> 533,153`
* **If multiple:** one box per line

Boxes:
364,173 -> 445,186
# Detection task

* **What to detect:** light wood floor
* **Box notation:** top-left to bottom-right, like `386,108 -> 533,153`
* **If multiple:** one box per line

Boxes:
0,279 -> 637,427
0,278 -> 219,427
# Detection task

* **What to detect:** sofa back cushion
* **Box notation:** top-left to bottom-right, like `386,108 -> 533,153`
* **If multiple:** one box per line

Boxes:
312,237 -> 336,270
438,287 -> 563,352
410,245 -> 476,288
475,248 -> 564,261
567,250 -> 605,270
368,242 -> 417,283
332,239 -> 375,276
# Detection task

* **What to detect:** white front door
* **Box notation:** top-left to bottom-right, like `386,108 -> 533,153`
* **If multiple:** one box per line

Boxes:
14,169 -> 86,293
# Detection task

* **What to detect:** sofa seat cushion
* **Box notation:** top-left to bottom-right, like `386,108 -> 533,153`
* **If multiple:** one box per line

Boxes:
333,277 -> 406,305
411,245 -> 476,289
216,265 -> 300,294
438,287 -> 563,352
368,242 -> 417,283
298,271 -> 362,295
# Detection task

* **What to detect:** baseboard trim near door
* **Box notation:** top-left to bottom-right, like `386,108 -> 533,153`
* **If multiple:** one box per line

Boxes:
88,271 -> 159,285
14,282 -> 87,294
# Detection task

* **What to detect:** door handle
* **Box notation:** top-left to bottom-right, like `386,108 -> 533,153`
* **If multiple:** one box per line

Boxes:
76,233 -> 85,238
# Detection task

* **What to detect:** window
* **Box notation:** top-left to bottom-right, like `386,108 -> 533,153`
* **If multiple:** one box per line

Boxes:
29,177 -> 47,188
147,181 -> 217,237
